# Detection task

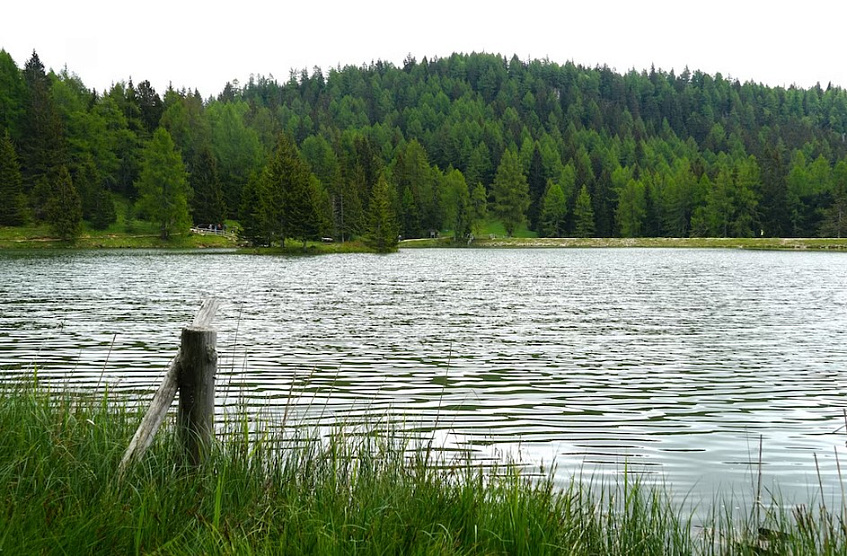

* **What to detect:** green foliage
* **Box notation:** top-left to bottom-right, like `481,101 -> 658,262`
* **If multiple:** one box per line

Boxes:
19,51 -> 64,199
469,181 -> 488,236
441,167 -> 471,241
492,148 -> 530,236
260,133 -> 319,247
573,184 -> 596,237
0,49 -> 26,139
208,100 -> 265,217
45,166 -> 82,240
365,173 -> 399,252
615,178 -> 647,237
540,180 -> 568,237
6,50 -> 847,239
0,130 -> 27,225
4,383 -> 847,554
135,128 -> 191,239
189,147 -> 227,226
821,160 -> 847,238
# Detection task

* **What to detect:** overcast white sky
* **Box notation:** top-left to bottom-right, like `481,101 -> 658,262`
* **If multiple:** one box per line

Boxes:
3,0 -> 846,97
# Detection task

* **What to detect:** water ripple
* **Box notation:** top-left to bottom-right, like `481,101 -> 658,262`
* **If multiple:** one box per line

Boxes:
2,248 -> 847,510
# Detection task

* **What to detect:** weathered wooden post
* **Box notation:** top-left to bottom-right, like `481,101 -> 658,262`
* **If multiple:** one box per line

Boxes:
119,299 -> 220,473
176,325 -> 217,465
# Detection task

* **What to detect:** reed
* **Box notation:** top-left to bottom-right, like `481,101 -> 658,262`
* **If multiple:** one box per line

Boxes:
0,381 -> 844,555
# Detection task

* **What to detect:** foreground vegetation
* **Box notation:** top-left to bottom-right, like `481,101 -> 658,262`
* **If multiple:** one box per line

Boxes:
1,382 -> 845,554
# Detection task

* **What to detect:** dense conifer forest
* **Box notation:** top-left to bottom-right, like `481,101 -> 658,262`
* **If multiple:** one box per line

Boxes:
3,49 -> 847,244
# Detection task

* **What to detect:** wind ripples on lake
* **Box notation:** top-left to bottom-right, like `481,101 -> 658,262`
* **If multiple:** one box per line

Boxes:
1,247 -> 846,509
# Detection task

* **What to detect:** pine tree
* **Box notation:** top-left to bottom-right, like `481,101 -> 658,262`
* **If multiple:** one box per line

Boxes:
238,171 -> 269,246
540,180 -> 568,237
0,49 -> 26,140
46,166 -> 82,241
526,144 -> 546,231
820,159 -> 847,238
365,173 -> 399,252
0,131 -> 27,225
492,148 -> 530,236
135,128 -> 191,239
261,133 -> 318,248
469,182 -> 488,236
441,168 -> 470,241
89,187 -> 116,230
615,178 -> 646,237
190,147 -> 226,226
573,185 -> 595,237
19,51 -> 64,200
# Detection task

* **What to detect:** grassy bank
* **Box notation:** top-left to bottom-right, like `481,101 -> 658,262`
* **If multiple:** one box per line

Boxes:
1,383 -> 844,554
0,222 -> 238,249
402,236 -> 847,251
0,224 -> 376,253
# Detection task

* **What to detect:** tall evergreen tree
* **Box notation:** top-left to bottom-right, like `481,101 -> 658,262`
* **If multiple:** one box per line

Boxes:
492,148 -> 530,236
74,153 -> 115,230
526,144 -> 546,230
364,173 -> 399,252
540,180 -> 568,237
190,147 -> 226,226
45,165 -> 82,241
261,133 -> 318,248
615,178 -> 646,237
208,100 -> 265,218
19,51 -> 64,199
0,50 -> 26,139
573,184 -> 595,237
469,181 -> 488,236
136,80 -> 164,136
820,159 -> 847,238
239,171 -> 269,246
759,143 -> 789,237
441,167 -> 471,241
0,131 -> 27,225
135,128 -> 191,239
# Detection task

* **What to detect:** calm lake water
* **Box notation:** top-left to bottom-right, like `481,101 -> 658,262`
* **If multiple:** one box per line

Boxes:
2,247 -> 847,511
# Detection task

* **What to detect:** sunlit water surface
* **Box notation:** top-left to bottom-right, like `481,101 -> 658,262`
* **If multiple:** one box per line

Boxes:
2,247 -> 847,513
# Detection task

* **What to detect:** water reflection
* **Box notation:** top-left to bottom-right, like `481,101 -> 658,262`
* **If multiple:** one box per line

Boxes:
1,248 -> 847,510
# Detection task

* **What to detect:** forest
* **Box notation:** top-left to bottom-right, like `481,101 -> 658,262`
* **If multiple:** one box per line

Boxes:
2,49 -> 847,247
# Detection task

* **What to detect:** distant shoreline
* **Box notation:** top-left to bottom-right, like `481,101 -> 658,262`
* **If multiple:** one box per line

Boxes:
3,230 -> 847,252
400,236 -> 847,250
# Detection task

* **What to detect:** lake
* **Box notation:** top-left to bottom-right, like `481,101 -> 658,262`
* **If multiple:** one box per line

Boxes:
2,247 -> 847,512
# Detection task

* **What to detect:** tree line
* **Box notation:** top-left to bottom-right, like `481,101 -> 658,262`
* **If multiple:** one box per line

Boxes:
2,50 -> 847,247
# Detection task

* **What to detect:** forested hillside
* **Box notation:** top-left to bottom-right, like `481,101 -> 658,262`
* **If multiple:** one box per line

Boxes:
2,50 -> 847,242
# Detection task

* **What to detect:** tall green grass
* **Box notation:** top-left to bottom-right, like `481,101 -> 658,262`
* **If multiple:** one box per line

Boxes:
1,380 -> 845,554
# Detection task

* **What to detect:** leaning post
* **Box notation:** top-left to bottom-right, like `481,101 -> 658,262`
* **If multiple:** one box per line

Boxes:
119,298 -> 219,475
177,325 -> 217,466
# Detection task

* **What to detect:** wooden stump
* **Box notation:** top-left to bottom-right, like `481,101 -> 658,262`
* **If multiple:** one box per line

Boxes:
119,299 -> 220,474
177,325 -> 217,465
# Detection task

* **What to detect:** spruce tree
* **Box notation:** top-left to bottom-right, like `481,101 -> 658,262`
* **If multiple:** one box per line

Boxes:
365,174 -> 399,253
89,188 -> 116,230
261,133 -> 318,248
0,131 -> 27,225
239,171 -> 269,246
821,160 -> 847,238
573,185 -> 595,237
46,166 -> 82,241
469,182 -> 488,236
190,147 -> 226,226
19,51 -> 64,197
